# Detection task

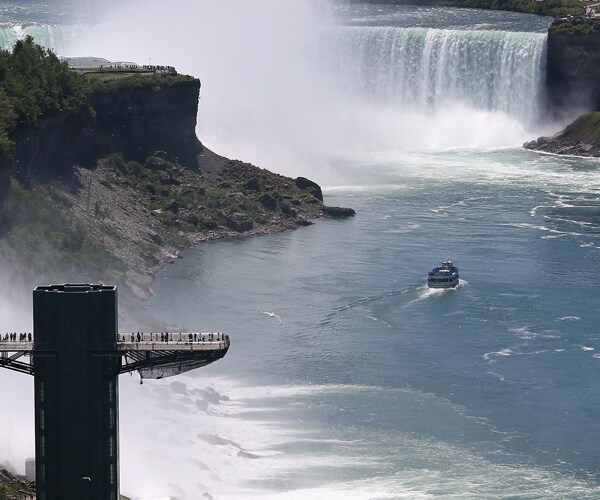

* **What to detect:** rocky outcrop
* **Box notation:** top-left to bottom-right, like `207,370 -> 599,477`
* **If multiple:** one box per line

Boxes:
0,72 -> 356,302
524,111 -> 600,156
546,31 -> 600,114
295,176 -> 323,202
321,206 -> 356,218
0,147 -> 353,301
0,468 -> 35,499
10,77 -> 202,182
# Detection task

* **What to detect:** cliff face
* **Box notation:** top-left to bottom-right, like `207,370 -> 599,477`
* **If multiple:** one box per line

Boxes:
88,79 -> 202,167
546,31 -> 600,114
10,77 -> 202,181
0,73 -> 354,302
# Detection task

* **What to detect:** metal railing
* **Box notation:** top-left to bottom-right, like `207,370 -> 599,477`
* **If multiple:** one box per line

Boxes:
118,340 -> 229,352
117,332 -> 227,343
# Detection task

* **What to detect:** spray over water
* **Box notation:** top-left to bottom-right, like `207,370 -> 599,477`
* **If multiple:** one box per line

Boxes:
0,267 -> 33,476
60,0 -> 550,180
0,2 -> 570,494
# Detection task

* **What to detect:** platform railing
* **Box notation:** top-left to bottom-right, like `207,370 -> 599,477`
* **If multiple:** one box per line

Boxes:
0,341 -> 58,353
0,333 -> 230,353
117,340 -> 229,352
117,332 -> 227,343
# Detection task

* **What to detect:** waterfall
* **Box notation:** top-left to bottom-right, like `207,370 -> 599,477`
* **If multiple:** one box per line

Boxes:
0,24 -> 81,53
0,2 -> 551,175
329,26 -> 547,129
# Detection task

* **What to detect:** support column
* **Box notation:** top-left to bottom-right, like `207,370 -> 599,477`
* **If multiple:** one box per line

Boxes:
33,284 -> 120,500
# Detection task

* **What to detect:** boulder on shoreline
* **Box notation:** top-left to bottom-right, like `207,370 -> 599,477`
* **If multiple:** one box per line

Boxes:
321,206 -> 356,218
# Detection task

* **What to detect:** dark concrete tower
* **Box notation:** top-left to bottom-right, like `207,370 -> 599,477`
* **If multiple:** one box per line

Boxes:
0,283 -> 229,500
33,284 -> 120,500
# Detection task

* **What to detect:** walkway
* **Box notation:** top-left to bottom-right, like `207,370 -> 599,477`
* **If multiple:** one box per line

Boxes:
0,333 -> 231,376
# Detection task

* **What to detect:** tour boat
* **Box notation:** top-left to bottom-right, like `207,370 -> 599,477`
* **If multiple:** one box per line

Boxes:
427,260 -> 459,288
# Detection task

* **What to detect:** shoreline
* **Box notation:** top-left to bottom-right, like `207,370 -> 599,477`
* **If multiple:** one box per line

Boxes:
60,150 -> 355,302
144,210 -> 329,298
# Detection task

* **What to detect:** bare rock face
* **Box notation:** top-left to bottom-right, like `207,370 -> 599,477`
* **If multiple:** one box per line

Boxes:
295,176 -> 323,202
88,79 -> 202,168
546,31 -> 600,114
10,78 -> 203,181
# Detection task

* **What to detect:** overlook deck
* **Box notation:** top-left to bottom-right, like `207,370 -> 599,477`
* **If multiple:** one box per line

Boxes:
1,283 -> 231,499
0,333 -> 230,377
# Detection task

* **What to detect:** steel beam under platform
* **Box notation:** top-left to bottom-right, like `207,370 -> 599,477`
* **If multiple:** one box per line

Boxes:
0,283 -> 232,500
0,342 -> 56,374
117,338 -> 230,377
0,334 -> 230,377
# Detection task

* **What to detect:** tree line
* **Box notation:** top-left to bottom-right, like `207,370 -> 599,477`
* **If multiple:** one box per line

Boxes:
360,0 -> 583,17
0,36 -> 89,165
0,36 -> 188,167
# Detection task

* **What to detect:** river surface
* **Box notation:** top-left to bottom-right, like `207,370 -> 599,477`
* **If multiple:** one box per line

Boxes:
2,2 -> 600,499
134,147 -> 600,499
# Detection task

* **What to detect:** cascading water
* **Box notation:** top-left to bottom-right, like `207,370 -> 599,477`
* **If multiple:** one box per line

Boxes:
330,27 -> 547,129
0,24 -> 82,54
299,23 -> 551,162
50,0 -> 553,176
4,4 -> 600,500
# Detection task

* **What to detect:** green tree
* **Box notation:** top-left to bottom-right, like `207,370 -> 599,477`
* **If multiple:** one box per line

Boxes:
0,36 -> 89,166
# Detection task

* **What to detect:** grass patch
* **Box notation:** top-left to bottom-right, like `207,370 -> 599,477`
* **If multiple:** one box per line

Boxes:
0,177 -> 124,282
549,21 -> 596,35
562,112 -> 600,142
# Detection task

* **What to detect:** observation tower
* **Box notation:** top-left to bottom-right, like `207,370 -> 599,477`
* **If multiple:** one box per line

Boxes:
0,283 -> 230,500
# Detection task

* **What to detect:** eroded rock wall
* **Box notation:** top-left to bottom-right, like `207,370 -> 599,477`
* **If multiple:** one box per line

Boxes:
10,77 -> 202,182
547,31 -> 600,114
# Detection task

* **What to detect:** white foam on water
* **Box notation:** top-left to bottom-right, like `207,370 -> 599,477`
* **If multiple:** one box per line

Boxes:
60,0 -> 557,183
120,376 -> 430,499
509,326 -> 561,340
119,374 -> 600,499
483,348 -> 513,362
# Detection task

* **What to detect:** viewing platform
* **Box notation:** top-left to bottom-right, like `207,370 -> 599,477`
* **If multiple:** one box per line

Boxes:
0,283 -> 231,499
0,332 -> 230,377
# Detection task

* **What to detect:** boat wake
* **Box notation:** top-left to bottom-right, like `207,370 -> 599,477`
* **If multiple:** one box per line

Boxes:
405,279 -> 467,307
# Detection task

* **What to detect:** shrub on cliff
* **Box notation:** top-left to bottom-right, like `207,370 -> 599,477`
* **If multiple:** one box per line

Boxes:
398,0 -> 582,16
0,177 -> 123,282
561,112 -> 600,143
0,36 -> 88,165
549,21 -> 596,35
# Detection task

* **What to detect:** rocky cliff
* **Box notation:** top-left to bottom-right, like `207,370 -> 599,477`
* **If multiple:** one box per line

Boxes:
546,30 -> 600,114
0,468 -> 35,499
0,73 -> 354,308
10,76 -> 202,182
